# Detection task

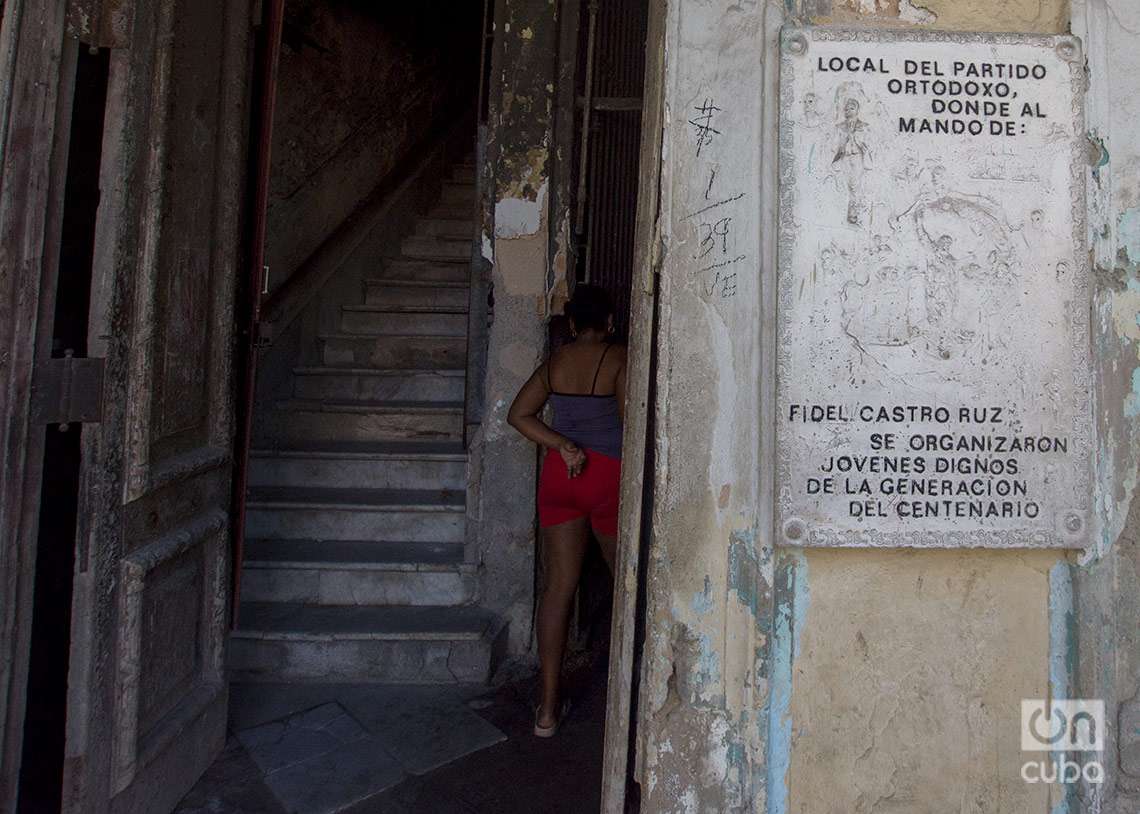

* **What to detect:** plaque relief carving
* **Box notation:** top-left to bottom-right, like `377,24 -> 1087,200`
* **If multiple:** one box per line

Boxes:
777,28 -> 1091,548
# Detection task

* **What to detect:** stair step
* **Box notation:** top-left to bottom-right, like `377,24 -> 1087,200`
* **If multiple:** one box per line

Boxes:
240,567 -> 476,607
428,204 -> 476,220
400,235 -> 471,260
240,540 -> 476,606
340,305 -> 467,336
415,218 -> 474,239
292,368 -> 465,402
264,399 -> 464,444
245,539 -> 465,567
245,485 -> 465,543
451,164 -> 476,184
248,485 -> 465,510
235,602 -> 487,639
230,604 -> 503,683
321,333 -> 465,370
439,181 -> 475,206
363,278 -> 469,309
248,441 -> 466,490
379,258 -> 468,283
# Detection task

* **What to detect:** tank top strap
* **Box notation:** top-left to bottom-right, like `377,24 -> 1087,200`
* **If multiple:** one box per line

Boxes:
590,344 -> 613,395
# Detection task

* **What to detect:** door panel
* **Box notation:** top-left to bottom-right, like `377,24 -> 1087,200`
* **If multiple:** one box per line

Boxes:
121,0 -> 236,501
62,0 -> 252,810
0,2 -> 72,809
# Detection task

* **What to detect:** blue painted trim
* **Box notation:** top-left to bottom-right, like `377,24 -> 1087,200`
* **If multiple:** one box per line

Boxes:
765,549 -> 809,814
1048,560 -> 1076,814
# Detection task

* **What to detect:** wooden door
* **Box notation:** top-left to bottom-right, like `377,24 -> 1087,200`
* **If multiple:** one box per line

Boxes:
0,1 -> 77,808
61,0 -> 253,811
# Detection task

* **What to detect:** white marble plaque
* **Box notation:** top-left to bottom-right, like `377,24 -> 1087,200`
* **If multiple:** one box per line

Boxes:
776,28 -> 1091,548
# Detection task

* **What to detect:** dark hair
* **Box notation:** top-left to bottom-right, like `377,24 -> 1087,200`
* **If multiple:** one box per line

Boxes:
564,284 -> 613,332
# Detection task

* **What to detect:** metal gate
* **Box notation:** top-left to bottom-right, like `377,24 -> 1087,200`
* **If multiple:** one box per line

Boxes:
575,0 -> 649,339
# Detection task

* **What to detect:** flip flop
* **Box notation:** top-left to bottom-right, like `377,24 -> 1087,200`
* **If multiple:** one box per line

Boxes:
533,699 -> 571,738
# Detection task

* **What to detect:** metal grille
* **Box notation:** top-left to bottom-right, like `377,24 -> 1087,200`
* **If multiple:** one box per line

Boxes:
579,0 -> 648,340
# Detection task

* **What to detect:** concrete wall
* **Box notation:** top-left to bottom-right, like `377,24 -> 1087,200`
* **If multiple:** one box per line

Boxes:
774,7 -> 1070,814
263,0 -> 478,291
634,3 -> 773,809
1072,2 -> 1140,811
633,1 -> 1140,812
798,0 -> 1069,32
786,549 -> 1055,813
468,0 -> 561,658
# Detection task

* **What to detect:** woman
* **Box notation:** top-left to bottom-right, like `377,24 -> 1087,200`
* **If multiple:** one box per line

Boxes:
507,285 -> 626,737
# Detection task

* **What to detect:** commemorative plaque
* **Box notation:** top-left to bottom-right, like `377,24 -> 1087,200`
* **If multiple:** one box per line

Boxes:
776,28 -> 1091,548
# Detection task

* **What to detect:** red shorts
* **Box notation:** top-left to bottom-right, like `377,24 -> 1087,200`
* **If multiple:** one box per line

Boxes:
537,448 -> 621,536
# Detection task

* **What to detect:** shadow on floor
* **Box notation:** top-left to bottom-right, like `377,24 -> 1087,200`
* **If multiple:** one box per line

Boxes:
176,649 -> 609,814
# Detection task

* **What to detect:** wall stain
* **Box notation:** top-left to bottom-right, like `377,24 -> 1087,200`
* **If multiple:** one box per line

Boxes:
765,549 -> 810,814
728,527 -> 767,620
691,575 -> 714,616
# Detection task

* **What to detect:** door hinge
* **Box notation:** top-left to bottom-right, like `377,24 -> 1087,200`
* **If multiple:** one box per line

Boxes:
30,350 -> 105,429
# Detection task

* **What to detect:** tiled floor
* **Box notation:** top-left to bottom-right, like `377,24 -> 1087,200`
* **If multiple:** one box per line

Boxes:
176,651 -> 608,814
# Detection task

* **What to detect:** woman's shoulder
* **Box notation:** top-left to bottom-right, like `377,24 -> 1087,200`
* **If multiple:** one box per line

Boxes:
606,343 -> 628,366
547,344 -> 575,367
548,341 -> 626,370
599,344 -> 627,383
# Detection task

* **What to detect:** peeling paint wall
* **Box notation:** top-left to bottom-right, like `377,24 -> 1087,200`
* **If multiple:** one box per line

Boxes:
640,0 -> 1140,812
772,4 -> 1074,812
468,0 -> 561,657
1071,2 -> 1140,811
637,2 -> 775,810
799,0 -> 1069,32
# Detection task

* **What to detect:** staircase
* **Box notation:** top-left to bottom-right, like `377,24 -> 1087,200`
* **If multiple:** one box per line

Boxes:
230,156 -> 506,684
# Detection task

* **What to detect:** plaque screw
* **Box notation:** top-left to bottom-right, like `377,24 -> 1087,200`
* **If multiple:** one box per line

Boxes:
1055,40 -> 1077,61
785,33 -> 807,56
1065,513 -> 1083,533
784,519 -> 806,541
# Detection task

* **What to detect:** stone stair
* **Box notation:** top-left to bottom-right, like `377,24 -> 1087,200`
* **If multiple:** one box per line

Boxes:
231,156 -> 507,684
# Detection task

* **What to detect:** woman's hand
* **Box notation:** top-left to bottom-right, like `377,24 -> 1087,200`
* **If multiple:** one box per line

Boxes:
559,441 -> 587,478
507,365 -> 587,477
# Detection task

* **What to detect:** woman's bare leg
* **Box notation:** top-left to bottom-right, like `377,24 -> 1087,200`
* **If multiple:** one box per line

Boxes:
537,517 -> 590,728
594,532 -> 617,574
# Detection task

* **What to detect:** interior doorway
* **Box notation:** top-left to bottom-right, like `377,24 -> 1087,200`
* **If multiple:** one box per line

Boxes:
555,0 -> 651,704
226,0 -> 487,682
568,0 -> 650,340
187,0 -> 655,808
230,1 -> 486,617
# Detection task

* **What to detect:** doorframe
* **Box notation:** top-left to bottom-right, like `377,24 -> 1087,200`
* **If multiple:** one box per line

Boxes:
0,2 -> 72,809
231,0 -> 285,623
599,0 -> 667,808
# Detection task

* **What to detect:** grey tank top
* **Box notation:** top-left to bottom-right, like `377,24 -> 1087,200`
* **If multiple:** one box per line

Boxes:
546,345 -> 623,460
